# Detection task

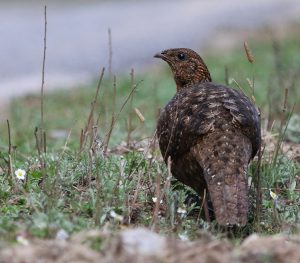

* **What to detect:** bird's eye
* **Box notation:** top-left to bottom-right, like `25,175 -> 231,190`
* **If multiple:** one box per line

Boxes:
177,53 -> 186,60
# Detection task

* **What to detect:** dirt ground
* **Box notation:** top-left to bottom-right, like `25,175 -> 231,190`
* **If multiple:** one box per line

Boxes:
1,228 -> 300,263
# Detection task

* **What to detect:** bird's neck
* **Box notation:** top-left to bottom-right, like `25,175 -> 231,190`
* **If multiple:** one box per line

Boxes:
175,74 -> 212,91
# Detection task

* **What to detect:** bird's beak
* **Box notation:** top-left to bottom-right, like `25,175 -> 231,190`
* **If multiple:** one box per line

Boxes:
154,52 -> 167,60
154,52 -> 170,63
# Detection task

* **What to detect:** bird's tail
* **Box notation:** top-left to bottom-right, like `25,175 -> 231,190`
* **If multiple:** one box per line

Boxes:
191,131 -> 252,226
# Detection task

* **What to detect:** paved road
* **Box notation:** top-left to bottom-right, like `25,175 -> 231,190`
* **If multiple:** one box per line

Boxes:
0,0 -> 300,102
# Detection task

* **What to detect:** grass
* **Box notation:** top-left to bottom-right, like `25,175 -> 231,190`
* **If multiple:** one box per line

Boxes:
0,30 -> 300,248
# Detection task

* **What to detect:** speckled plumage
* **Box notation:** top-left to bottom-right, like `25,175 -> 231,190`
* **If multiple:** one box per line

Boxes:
155,48 -> 261,226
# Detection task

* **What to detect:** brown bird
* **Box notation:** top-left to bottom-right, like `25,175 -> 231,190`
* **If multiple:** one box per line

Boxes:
154,48 -> 261,226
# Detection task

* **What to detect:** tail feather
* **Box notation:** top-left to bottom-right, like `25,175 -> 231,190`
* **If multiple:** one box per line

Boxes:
191,131 -> 252,226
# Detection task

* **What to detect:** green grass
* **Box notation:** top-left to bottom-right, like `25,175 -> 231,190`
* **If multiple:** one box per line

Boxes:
0,32 -> 300,248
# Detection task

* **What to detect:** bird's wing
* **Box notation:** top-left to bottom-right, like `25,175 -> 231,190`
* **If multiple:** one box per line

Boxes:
185,83 -> 261,157
221,87 -> 261,157
157,83 -> 261,160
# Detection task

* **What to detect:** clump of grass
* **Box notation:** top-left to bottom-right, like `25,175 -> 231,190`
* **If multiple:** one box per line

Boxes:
241,39 -> 300,236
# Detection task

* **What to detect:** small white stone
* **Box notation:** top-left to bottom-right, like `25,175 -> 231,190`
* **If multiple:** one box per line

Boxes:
16,235 -> 29,246
178,233 -> 189,241
56,229 -> 69,240
177,207 -> 187,214
110,210 -> 124,221
121,228 -> 166,256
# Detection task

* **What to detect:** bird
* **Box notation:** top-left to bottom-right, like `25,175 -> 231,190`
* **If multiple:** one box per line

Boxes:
154,48 -> 261,226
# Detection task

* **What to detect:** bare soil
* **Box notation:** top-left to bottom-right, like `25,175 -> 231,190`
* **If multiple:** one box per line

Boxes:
1,228 -> 300,263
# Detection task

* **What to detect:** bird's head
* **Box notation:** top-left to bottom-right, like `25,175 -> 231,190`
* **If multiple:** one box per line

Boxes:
154,48 -> 212,91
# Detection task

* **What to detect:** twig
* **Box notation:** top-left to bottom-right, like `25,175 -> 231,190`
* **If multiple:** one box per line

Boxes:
282,88 -> 289,113
80,68 -> 105,152
94,161 -> 102,226
36,5 -> 47,176
118,80 -> 143,119
128,171 -> 142,224
254,141 -> 264,226
127,68 -> 135,145
166,156 -> 172,192
6,120 -> 13,186
79,128 -> 84,151
266,77 -> 274,130
108,28 -> 113,76
61,129 -> 72,156
86,68 -> 105,133
7,120 -> 11,156
272,39 -> 284,89
103,79 -> 143,153
151,169 -> 161,232
34,127 -> 41,157
40,5 -> 47,138
8,154 -> 15,188
34,127 -> 43,167
103,75 -> 117,155
43,131 -> 47,154
272,90 -> 293,167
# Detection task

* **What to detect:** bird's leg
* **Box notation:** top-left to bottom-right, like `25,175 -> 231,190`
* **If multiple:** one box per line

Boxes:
202,189 -> 211,223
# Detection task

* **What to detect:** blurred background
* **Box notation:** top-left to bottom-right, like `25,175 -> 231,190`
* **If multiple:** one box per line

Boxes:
1,0 -> 300,102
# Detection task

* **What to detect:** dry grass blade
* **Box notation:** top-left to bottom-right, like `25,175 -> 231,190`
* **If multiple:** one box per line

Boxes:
246,77 -> 256,100
230,78 -> 246,94
244,41 -> 254,63
134,107 -> 145,123
118,80 -> 143,118
246,78 -> 254,90
80,68 -> 105,152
